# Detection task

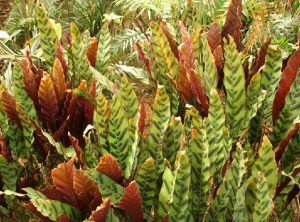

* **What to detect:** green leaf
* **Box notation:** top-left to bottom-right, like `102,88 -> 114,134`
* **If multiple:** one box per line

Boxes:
271,73 -> 300,146
70,23 -> 92,85
13,63 -> 38,121
281,128 -> 300,170
114,64 -> 149,85
90,66 -> 114,92
96,24 -> 111,79
0,155 -> 18,208
147,85 -> 170,172
205,88 -> 226,180
31,198 -> 82,221
260,46 -> 282,124
169,150 -> 191,222
119,76 -> 139,177
251,137 -> 277,198
157,167 -> 175,220
108,92 -> 130,175
94,90 -> 110,152
135,157 -> 157,220
206,146 -> 246,221
223,36 -> 247,139
162,117 -> 183,168
36,7 -> 58,70
189,128 -> 210,220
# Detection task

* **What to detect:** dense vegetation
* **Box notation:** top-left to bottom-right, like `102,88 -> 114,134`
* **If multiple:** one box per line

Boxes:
0,0 -> 300,221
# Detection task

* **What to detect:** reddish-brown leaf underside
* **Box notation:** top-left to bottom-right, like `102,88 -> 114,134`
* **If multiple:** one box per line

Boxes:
96,153 -> 124,184
138,100 -> 146,137
56,39 -> 68,78
38,72 -> 59,132
52,58 -> 67,105
272,46 -> 300,123
251,36 -> 272,75
57,214 -> 73,222
136,42 -> 152,75
119,181 -> 143,222
21,59 -> 39,107
73,169 -> 99,211
189,69 -> 209,116
87,37 -> 98,68
179,22 -> 195,71
89,199 -> 111,222
222,0 -> 243,47
68,133 -> 84,168
51,158 -> 79,208
207,22 -> 222,52
0,90 -> 22,127
177,62 -> 193,102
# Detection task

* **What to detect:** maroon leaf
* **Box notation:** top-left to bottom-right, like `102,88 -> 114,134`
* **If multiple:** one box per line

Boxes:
189,69 -> 209,116
272,45 -> 300,123
251,36 -> 272,75
207,22 -> 222,52
87,37 -> 98,68
0,136 -> 10,162
56,39 -> 68,78
179,22 -> 195,71
119,181 -> 143,222
21,59 -> 39,108
177,62 -> 193,102
222,0 -> 243,47
51,158 -> 79,208
136,42 -> 152,75
138,101 -> 146,136
68,133 -> 84,168
96,153 -> 124,184
160,22 -> 179,59
0,90 -> 22,127
57,214 -> 73,222
38,72 -> 59,132
89,199 -> 111,222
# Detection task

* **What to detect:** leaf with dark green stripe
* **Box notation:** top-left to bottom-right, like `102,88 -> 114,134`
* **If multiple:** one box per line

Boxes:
0,155 -> 18,209
94,90 -> 110,152
70,23 -> 93,85
162,117 -> 183,168
147,86 -> 170,172
157,167 -> 174,220
260,46 -> 282,124
13,63 -> 38,121
36,7 -> 57,70
189,128 -> 210,220
135,157 -> 157,220
271,73 -> 300,146
223,36 -> 247,139
205,88 -> 225,180
30,198 -> 82,221
108,92 -> 130,175
119,76 -> 139,176
251,136 -> 277,198
206,146 -> 245,221
150,23 -> 179,115
282,128 -> 300,170
96,24 -> 111,79
169,150 -> 191,222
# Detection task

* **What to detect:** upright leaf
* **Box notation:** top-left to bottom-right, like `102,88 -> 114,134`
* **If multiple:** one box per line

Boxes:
36,7 -> 58,70
38,72 -> 59,132
223,36 -> 246,139
96,24 -> 111,79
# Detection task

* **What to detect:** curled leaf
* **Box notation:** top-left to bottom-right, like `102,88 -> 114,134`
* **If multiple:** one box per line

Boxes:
89,199 -> 111,222
96,153 -> 124,184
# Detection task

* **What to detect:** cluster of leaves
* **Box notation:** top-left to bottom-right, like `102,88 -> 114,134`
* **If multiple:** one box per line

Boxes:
0,0 -> 300,222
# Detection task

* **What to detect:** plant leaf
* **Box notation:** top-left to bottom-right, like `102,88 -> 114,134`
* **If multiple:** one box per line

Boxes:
89,199 -> 111,222
119,181 -> 143,222
96,153 -> 124,184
